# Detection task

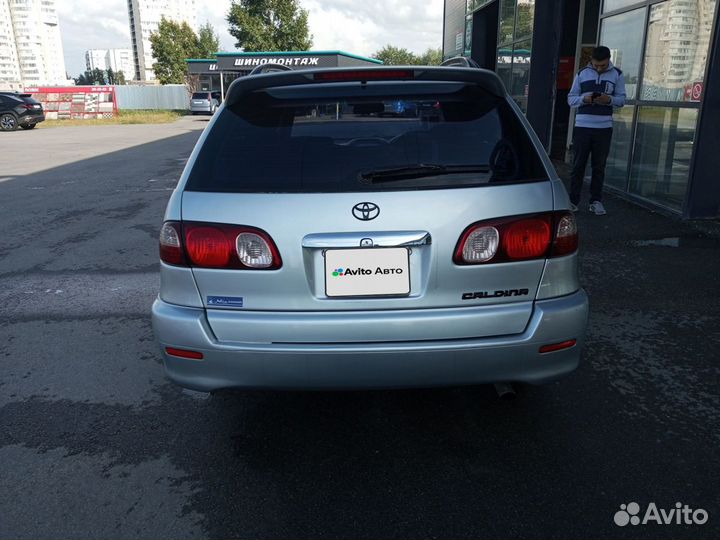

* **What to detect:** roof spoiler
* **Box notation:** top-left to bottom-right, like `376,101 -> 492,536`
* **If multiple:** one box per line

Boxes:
248,63 -> 293,76
441,56 -> 481,68
224,65 -> 507,106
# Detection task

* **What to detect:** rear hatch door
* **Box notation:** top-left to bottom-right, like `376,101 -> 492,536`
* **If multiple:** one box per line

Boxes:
180,78 -> 554,342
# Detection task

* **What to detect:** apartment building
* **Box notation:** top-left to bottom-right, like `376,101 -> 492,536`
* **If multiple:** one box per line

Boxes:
127,0 -> 196,81
0,0 -> 69,90
85,48 -> 134,78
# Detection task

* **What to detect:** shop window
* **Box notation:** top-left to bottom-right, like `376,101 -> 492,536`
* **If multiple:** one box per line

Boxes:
629,107 -> 698,210
498,0 -> 516,45
515,0 -> 535,41
603,0 -> 643,13
510,39 -> 532,112
640,0 -> 717,102
599,7 -> 646,99
496,47 -> 513,92
605,106 -> 635,188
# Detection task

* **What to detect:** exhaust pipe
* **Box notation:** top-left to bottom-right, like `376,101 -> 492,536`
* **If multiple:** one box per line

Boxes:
494,382 -> 516,400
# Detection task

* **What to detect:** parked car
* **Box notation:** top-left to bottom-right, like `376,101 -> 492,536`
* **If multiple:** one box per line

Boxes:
153,62 -> 588,392
0,92 -> 44,131
190,91 -> 220,115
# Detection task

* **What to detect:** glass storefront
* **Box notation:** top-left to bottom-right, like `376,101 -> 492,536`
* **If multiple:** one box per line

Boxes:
603,0 -> 641,13
599,0 -> 716,212
641,1 -> 715,102
629,107 -> 698,210
605,106 -> 635,188
448,0 -> 718,215
499,0 -> 516,44
599,7 -> 646,99
511,39 -> 531,113
495,0 -> 535,111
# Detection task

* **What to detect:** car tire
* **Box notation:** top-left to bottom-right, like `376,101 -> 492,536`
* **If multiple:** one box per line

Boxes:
0,113 -> 19,132
20,124 -> 36,130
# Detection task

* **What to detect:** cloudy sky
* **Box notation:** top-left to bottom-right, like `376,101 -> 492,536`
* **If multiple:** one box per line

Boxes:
58,0 -> 444,77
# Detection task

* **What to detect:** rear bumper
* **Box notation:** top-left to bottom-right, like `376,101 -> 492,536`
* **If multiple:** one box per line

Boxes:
20,114 -> 44,125
190,104 -> 212,113
152,290 -> 589,390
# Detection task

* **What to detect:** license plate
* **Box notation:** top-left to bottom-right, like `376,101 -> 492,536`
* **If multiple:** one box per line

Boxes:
325,247 -> 410,297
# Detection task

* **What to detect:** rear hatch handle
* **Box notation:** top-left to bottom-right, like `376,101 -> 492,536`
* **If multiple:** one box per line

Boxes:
302,231 -> 431,249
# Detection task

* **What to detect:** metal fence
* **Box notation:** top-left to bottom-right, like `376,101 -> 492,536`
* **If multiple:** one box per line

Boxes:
114,85 -> 190,110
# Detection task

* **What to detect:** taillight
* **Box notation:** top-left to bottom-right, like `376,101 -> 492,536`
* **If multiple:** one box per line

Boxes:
159,222 -> 185,265
552,212 -> 578,256
235,232 -> 275,268
503,218 -> 551,259
20,104 -> 34,110
185,226 -> 231,267
454,212 -> 578,265
461,226 -> 499,263
159,221 -> 282,269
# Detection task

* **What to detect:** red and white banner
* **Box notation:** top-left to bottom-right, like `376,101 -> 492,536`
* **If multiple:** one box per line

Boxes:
23,86 -> 118,120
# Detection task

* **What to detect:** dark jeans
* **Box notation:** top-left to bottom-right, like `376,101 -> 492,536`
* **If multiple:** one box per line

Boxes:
569,127 -> 613,205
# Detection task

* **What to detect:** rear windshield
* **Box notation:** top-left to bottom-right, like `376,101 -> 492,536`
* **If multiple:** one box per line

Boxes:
192,92 -> 210,99
185,84 -> 548,193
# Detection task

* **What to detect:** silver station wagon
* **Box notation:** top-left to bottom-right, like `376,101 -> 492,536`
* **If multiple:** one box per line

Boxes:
152,62 -> 589,391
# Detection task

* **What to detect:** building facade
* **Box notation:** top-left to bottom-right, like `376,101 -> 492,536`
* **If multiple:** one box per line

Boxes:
85,49 -> 107,71
127,0 -> 196,82
85,48 -> 134,78
0,0 -> 69,90
186,51 -> 383,100
443,0 -> 720,219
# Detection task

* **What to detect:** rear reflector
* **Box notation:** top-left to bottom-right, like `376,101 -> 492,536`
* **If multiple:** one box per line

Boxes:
165,347 -> 204,360
539,339 -> 577,354
314,69 -> 414,82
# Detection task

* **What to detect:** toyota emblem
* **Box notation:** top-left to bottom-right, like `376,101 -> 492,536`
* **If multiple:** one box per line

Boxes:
352,202 -> 380,221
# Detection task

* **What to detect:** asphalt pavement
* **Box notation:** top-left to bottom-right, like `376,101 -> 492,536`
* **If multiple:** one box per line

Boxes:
0,116 -> 718,540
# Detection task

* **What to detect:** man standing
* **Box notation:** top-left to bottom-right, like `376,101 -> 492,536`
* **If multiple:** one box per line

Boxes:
567,46 -> 626,215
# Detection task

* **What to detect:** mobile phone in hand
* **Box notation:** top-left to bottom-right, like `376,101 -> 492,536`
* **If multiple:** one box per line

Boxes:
592,91 -> 602,100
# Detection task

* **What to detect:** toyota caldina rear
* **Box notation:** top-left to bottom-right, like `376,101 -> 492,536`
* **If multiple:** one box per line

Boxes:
152,66 -> 589,391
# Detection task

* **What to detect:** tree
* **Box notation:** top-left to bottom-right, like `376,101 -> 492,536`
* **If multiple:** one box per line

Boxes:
227,0 -> 313,52
197,22 -> 220,57
94,68 -> 107,84
105,68 -> 127,85
515,3 -> 534,41
150,17 -> 201,84
417,47 -> 443,66
75,68 -> 108,85
372,45 -> 416,65
74,71 -> 91,85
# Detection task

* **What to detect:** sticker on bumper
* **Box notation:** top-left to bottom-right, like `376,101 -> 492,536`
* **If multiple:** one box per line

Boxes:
207,296 -> 244,307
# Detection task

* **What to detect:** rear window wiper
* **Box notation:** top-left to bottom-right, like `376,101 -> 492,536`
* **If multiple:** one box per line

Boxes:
360,164 -> 490,183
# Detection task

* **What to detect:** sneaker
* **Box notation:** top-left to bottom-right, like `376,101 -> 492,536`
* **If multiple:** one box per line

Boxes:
589,201 -> 607,215
569,203 -> 578,212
